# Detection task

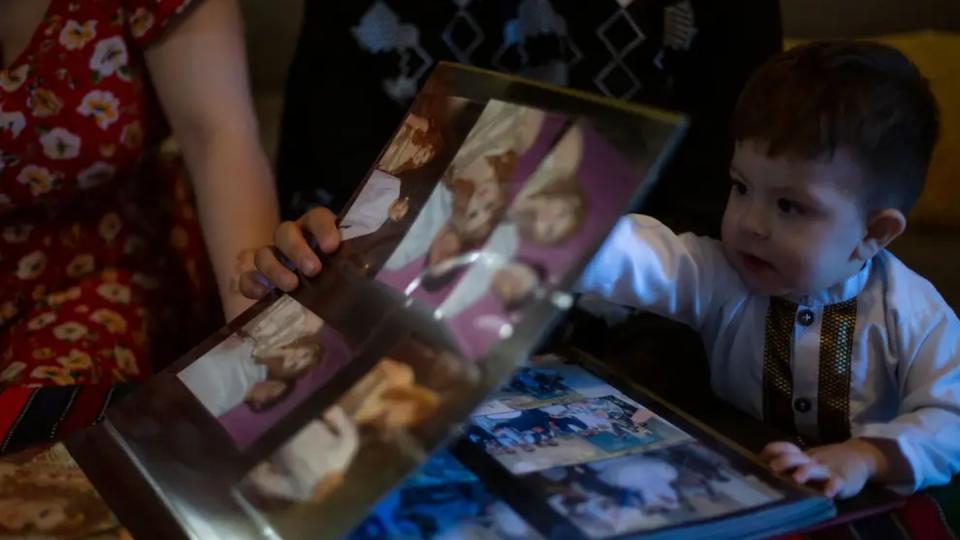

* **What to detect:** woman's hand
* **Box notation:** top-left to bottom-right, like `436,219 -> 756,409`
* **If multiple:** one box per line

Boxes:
239,208 -> 341,299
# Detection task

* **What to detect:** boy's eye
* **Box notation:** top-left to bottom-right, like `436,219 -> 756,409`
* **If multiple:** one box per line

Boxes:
777,198 -> 805,215
731,179 -> 748,195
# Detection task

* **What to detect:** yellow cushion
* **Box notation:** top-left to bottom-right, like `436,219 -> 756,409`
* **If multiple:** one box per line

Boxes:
784,32 -> 960,230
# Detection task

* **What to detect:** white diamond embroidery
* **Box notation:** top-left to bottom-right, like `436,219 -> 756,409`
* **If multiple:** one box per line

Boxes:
352,1 -> 434,103
594,8 -> 646,99
443,11 -> 485,62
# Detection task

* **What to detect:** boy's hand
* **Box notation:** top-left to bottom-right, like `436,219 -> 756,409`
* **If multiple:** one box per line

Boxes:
760,439 -> 888,499
239,207 -> 341,299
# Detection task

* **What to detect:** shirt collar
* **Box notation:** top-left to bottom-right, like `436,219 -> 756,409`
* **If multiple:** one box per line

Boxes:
782,258 -> 873,307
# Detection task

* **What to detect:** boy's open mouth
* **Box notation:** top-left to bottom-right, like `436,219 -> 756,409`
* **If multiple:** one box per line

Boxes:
740,252 -> 774,274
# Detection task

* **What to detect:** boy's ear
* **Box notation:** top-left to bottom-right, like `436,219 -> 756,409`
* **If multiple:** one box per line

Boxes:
855,208 -> 906,261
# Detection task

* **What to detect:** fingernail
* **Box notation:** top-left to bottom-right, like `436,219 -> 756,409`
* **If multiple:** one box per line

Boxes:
324,234 -> 340,251
302,259 -> 317,275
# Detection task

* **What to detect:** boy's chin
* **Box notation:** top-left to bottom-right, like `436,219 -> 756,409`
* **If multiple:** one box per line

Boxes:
735,267 -> 793,297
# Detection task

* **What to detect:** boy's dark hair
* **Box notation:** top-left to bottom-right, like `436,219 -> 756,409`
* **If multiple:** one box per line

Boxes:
732,40 -> 940,213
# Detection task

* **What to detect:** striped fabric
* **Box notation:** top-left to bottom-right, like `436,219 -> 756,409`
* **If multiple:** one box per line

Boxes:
0,383 -> 136,455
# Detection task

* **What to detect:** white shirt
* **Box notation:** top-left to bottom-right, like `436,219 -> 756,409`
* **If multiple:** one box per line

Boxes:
382,183 -> 452,272
246,407 -> 359,501
338,170 -> 401,242
176,335 -> 265,416
577,214 -> 960,492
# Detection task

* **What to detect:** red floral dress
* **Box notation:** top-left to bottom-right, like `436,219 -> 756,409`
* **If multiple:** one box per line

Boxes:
0,0 -> 218,452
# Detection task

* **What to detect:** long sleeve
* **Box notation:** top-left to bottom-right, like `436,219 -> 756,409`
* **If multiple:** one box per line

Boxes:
856,309 -> 960,493
576,214 -> 743,332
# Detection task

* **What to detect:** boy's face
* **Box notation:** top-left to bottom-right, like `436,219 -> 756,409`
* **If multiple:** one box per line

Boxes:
721,140 -> 870,297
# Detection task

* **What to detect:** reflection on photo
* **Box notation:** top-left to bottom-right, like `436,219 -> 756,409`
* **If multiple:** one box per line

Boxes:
235,333 -> 481,540
242,357 -> 442,505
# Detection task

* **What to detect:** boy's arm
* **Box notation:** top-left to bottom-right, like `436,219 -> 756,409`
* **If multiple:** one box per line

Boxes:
855,312 -> 960,493
576,214 -> 741,332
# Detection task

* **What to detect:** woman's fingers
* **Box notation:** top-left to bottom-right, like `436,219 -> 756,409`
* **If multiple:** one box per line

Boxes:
254,245 -> 299,291
239,270 -> 272,299
274,220 -> 321,277
300,207 -> 341,254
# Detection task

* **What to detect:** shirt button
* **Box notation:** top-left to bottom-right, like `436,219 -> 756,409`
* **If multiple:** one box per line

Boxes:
794,397 -> 811,413
797,309 -> 815,326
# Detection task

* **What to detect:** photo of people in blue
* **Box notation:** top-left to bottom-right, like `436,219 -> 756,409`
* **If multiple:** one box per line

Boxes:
347,451 -> 541,540
469,364 -> 689,474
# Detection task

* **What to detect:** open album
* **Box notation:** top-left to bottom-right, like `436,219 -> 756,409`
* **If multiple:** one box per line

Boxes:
345,352 -> 834,540
57,63 -> 833,539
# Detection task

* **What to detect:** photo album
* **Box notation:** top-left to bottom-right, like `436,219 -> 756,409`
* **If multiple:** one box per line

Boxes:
439,352 -> 834,540
61,63 -> 834,539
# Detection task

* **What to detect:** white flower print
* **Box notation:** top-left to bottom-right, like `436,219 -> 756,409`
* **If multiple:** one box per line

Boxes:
16,251 -> 47,280
59,20 -> 97,50
0,109 -> 26,139
128,8 -> 155,39
0,65 -> 29,92
77,90 -> 120,130
99,212 -> 122,242
46,286 -> 82,306
66,254 -> 95,278
89,36 -> 128,78
40,128 -> 81,160
0,362 -> 26,383
17,165 -> 58,196
91,308 -> 127,334
29,89 -> 63,118
27,312 -> 58,331
2,223 -> 33,243
96,283 -> 131,304
53,321 -> 89,343
114,346 -> 139,376
58,349 -> 93,371
78,161 -> 116,189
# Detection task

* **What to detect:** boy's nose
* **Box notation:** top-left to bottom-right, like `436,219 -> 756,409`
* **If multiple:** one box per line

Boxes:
740,206 -> 771,239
